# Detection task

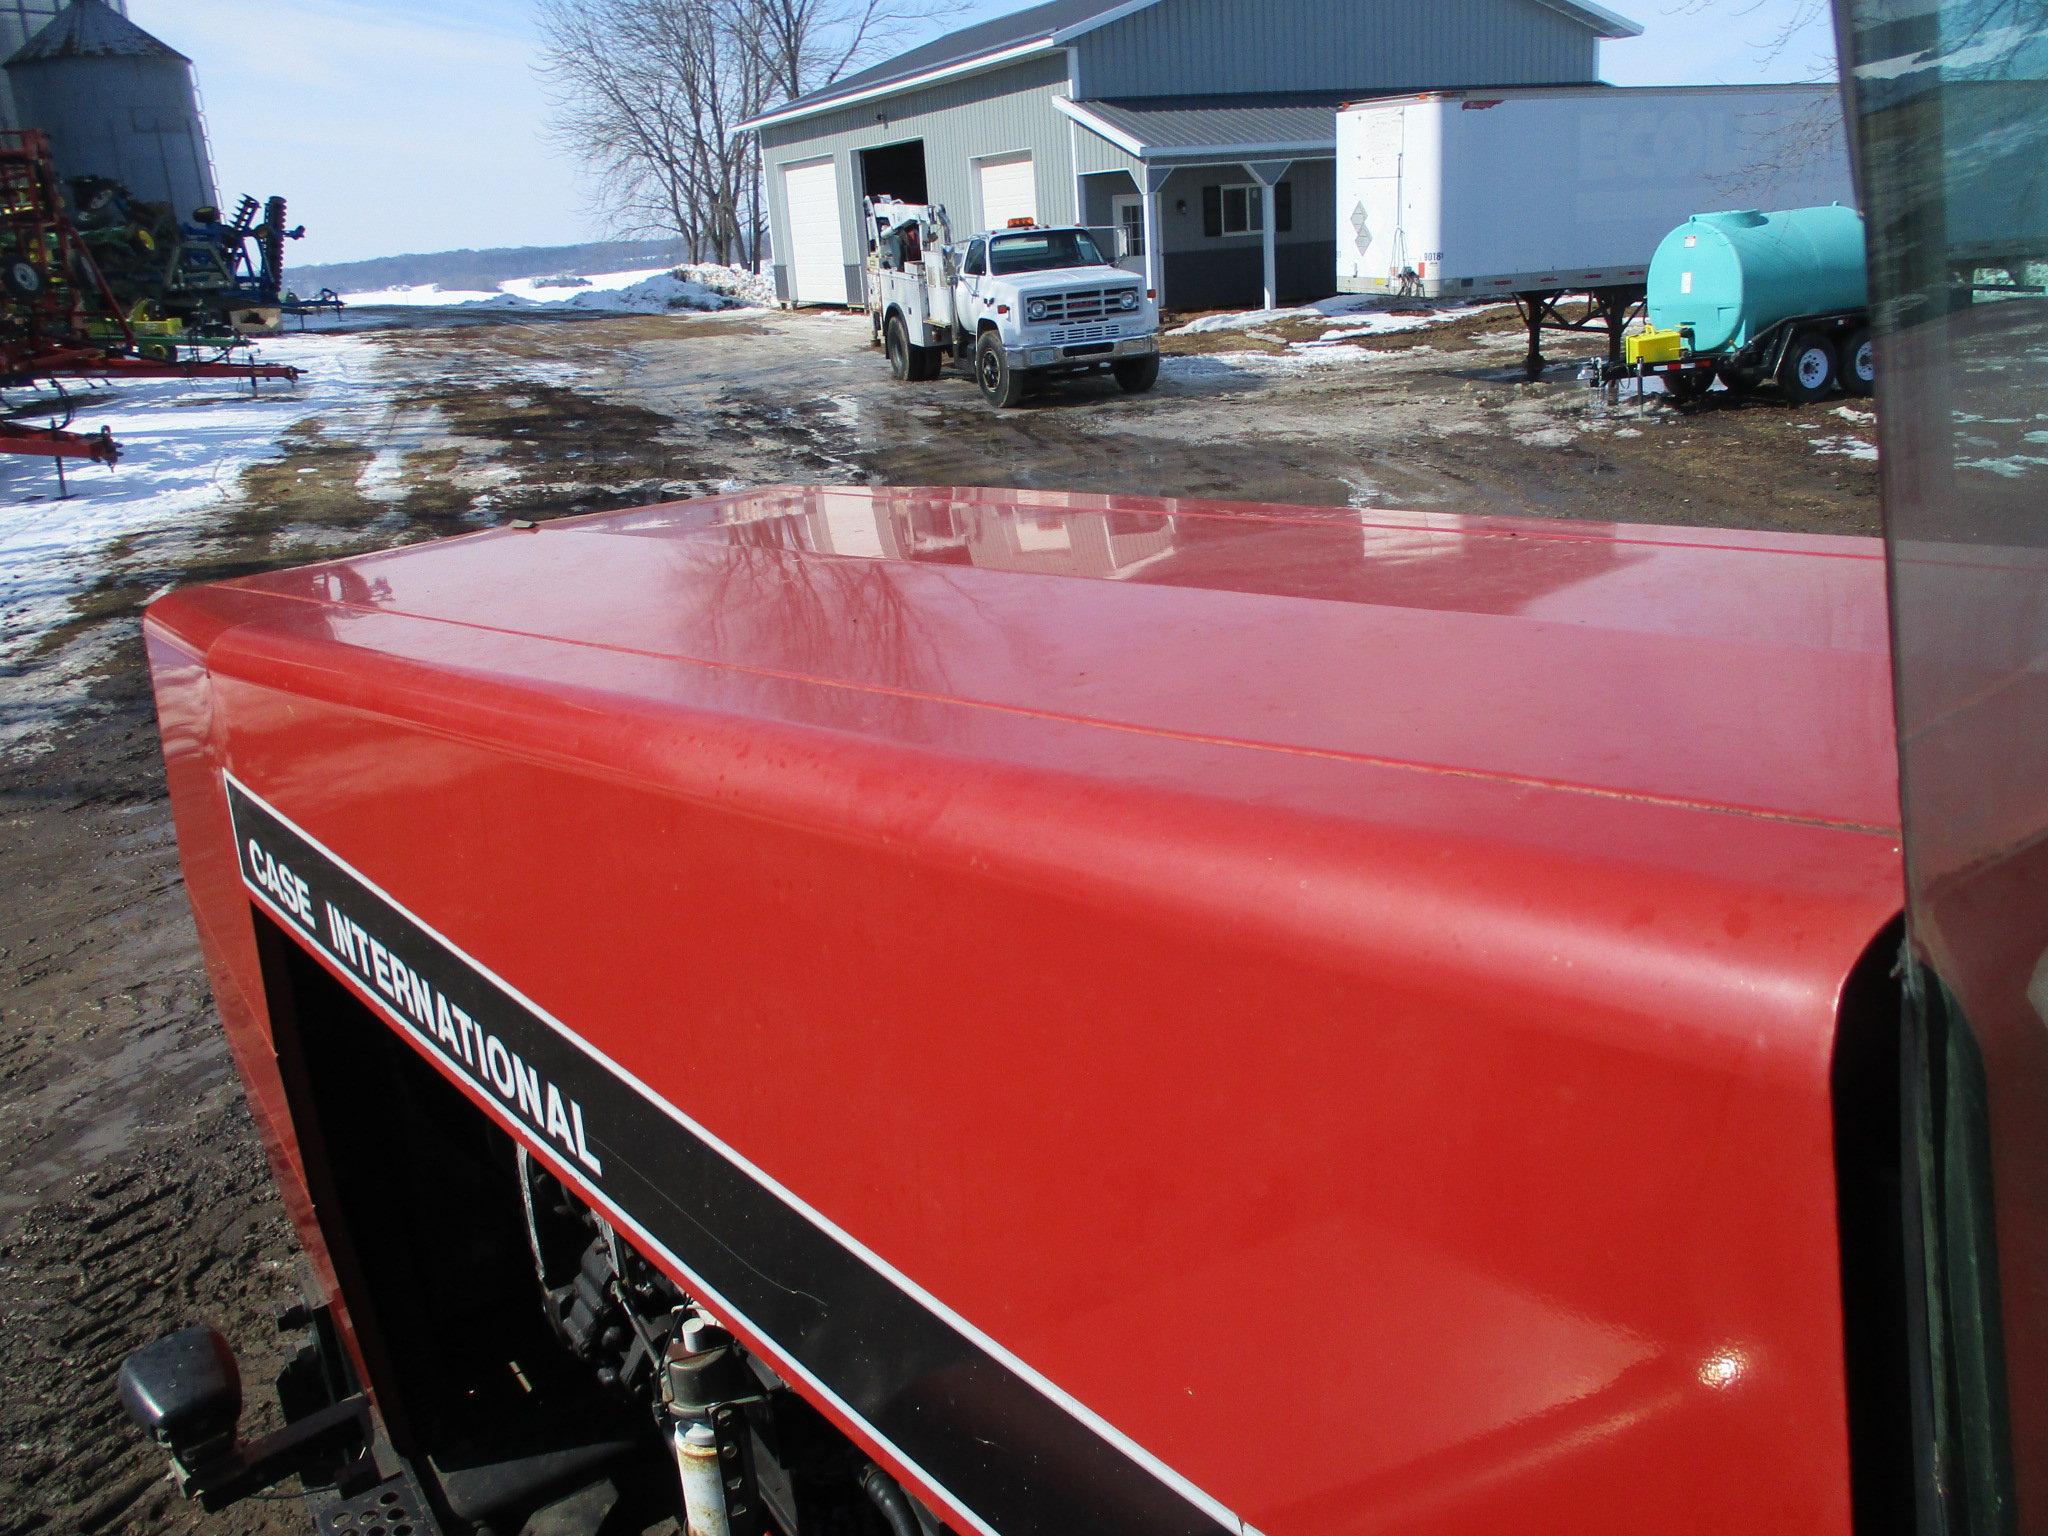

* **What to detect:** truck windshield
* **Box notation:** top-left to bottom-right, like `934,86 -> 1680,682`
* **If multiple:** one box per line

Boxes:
988,230 -> 1107,274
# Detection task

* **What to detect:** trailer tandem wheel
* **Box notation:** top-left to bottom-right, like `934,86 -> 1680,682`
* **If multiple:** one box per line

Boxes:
1780,332 -> 1839,404
1843,327 -> 1876,397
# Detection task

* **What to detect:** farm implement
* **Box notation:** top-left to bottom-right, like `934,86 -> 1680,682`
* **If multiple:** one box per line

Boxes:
1,128 -> 301,485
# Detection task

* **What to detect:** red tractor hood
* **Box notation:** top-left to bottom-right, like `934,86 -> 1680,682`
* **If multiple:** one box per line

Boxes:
146,486 -> 1903,1536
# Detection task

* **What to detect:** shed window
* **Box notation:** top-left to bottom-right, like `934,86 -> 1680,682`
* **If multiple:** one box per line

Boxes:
1202,182 -> 1294,238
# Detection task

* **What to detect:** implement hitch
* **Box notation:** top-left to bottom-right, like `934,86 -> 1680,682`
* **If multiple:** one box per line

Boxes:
117,1316 -> 443,1531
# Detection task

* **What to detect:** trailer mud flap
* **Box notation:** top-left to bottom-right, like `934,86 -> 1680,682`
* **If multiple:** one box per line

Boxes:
225,772 -> 1242,1536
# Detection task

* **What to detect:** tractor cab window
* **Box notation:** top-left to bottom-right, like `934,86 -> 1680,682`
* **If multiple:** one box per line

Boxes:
1836,0 -> 2048,1527
988,229 -> 1107,275
962,238 -> 985,277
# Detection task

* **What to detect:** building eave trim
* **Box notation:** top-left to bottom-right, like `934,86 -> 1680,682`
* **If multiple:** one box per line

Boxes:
1051,0 -> 1641,44
739,40 -> 1061,130
1051,94 -> 1148,155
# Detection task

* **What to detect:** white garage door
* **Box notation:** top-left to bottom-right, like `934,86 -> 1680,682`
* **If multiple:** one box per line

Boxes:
976,152 -> 1037,230
781,157 -> 848,305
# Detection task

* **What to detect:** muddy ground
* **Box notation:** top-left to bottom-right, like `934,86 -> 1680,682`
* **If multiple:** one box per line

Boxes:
0,303 -> 1876,1535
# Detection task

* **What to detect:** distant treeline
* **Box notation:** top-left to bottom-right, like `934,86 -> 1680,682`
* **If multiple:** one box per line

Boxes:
291,238 -> 689,294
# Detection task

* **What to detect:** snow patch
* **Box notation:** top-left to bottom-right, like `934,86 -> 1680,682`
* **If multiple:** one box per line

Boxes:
0,336 -> 384,758
1173,296 -> 1507,339
1959,453 -> 2048,478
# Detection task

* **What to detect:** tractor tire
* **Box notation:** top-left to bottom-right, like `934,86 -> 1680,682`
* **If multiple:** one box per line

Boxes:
885,313 -> 914,380
976,331 -> 1028,408
1842,326 -> 1876,397
1113,355 -> 1160,393
4,258 -> 41,300
1779,331 -> 1838,404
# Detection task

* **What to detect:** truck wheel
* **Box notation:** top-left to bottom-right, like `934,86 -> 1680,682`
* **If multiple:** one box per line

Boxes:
1779,332 -> 1837,404
1113,355 -> 1160,393
976,331 -> 1028,407
1842,326 -> 1876,397
885,314 -> 915,381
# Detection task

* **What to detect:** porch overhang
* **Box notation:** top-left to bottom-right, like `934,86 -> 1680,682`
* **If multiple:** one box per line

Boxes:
1053,94 -> 1339,163
1060,95 -> 1338,309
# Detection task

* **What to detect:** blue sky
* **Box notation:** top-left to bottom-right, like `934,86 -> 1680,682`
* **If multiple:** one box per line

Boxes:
130,0 -> 1840,267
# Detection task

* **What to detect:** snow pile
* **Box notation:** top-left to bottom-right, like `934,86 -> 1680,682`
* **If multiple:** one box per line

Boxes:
342,281 -> 500,306
344,264 -> 774,314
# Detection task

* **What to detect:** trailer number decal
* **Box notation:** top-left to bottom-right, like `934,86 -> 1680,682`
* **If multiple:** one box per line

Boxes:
224,773 -> 1243,1536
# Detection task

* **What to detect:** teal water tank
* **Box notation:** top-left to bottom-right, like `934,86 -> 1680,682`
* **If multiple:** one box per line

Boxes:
1646,205 -> 1868,355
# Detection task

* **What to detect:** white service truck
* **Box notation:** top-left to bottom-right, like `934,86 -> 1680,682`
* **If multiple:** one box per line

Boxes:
1335,85 -> 1855,375
861,200 -> 1160,408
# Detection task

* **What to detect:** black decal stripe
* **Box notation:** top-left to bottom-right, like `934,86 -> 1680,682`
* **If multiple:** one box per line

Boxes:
223,774 -> 1240,1536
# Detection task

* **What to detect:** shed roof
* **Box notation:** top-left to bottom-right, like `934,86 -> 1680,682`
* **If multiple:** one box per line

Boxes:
741,0 -> 1641,130
6,0 -> 188,66
1058,93 -> 1348,159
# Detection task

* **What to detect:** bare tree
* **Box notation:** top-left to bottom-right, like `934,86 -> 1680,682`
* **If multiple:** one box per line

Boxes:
743,0 -> 930,100
536,0 -> 769,264
537,0 -> 938,268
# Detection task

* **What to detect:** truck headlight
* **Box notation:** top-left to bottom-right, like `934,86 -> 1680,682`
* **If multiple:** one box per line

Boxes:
1118,290 -> 1140,311
1026,299 -> 1049,322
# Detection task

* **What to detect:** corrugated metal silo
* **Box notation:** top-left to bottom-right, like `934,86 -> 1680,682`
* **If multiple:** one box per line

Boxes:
4,0 -> 216,215
0,0 -> 124,128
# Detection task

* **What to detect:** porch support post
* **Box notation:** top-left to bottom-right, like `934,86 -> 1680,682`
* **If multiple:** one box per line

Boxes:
1244,159 -> 1291,311
1142,163 -> 1171,307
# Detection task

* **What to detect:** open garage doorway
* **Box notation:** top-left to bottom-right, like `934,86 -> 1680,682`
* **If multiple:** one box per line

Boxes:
858,140 -> 928,207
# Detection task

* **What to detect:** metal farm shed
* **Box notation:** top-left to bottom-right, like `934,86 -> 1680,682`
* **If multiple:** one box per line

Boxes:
741,0 -> 1641,312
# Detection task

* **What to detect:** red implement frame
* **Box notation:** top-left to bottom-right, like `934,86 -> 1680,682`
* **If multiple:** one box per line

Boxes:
0,417 -> 118,462
0,129 -> 132,356
1,130 -> 298,390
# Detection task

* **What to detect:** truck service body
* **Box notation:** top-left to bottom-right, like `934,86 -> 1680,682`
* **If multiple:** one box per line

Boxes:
862,203 -> 1160,406
139,485 -> 1907,1535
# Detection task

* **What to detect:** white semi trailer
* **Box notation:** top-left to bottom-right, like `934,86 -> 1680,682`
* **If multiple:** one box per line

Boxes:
1335,85 -> 1855,375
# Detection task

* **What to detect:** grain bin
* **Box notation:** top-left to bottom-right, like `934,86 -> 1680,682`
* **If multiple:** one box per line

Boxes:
4,0 -> 215,215
1646,205 -> 1867,355
0,0 -> 127,129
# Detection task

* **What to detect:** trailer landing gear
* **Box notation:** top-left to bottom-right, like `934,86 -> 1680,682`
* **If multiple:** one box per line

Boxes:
1514,285 -> 1646,380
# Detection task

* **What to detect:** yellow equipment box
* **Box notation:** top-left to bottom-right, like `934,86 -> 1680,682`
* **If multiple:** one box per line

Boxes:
1625,327 -> 1685,365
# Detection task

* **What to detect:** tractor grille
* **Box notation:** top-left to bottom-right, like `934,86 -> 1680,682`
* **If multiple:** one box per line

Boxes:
1037,287 -> 1136,324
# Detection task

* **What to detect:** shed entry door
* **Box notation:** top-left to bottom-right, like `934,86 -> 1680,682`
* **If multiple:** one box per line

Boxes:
781,157 -> 849,305
976,152 -> 1037,230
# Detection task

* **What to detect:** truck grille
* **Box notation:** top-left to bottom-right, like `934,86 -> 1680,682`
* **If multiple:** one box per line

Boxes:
1049,320 -> 1121,345
1038,287 -> 1134,323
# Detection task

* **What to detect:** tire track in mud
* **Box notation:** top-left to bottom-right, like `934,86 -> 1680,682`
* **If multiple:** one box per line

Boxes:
1,706 -> 306,1536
